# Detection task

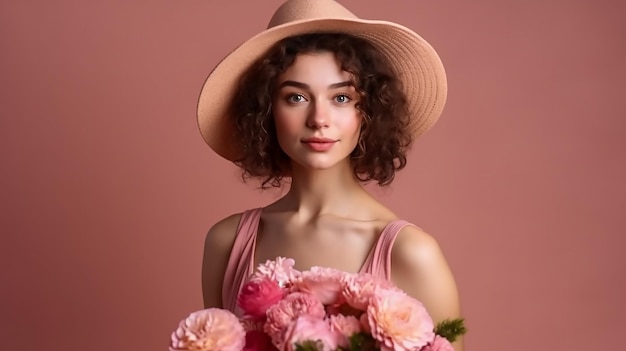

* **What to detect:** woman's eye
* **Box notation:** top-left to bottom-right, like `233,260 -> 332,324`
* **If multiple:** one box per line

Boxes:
287,94 -> 306,103
334,94 -> 352,104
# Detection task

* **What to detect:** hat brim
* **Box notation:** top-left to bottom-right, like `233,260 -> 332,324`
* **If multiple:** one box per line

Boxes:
197,18 -> 447,161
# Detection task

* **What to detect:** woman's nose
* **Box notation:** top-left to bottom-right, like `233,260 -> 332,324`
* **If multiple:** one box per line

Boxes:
306,101 -> 329,128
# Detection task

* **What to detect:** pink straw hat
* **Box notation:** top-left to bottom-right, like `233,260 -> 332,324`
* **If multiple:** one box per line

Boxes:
197,0 -> 447,161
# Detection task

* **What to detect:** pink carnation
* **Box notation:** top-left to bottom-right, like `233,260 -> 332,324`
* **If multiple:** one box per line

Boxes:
264,292 -> 325,348
252,257 -> 300,287
421,335 -> 455,351
359,313 -> 372,334
327,314 -> 362,348
341,272 -> 398,310
238,277 -> 285,320
241,319 -> 264,332
367,289 -> 435,351
283,315 -> 341,351
291,266 -> 346,305
170,308 -> 245,351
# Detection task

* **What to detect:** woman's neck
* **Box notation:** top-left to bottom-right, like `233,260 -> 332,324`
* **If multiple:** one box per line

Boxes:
274,161 -> 374,220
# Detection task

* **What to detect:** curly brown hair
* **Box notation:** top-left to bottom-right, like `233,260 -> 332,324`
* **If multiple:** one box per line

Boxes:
230,33 -> 412,188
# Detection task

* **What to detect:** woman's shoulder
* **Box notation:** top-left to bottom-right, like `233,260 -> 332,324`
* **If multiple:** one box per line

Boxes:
391,225 -> 442,267
204,211 -> 245,248
204,207 -> 265,247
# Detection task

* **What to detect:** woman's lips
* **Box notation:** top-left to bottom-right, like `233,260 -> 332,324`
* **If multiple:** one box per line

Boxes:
301,137 -> 337,151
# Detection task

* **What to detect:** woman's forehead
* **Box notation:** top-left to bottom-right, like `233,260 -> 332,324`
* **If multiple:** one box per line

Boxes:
277,52 -> 355,87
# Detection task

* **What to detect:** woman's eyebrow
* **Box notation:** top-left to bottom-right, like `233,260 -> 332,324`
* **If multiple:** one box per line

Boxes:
277,80 -> 354,90
328,81 -> 353,89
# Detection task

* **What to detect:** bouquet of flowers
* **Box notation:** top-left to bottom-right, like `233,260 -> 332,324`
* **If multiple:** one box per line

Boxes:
169,257 -> 466,351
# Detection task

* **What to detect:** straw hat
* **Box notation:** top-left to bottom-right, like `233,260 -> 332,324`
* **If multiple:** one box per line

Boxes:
197,0 -> 447,161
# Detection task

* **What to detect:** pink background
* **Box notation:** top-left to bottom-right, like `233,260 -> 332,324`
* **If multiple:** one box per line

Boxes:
1,1 -> 624,350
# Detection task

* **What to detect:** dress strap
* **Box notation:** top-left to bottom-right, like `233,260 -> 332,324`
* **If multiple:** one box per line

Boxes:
364,220 -> 413,280
221,207 -> 263,313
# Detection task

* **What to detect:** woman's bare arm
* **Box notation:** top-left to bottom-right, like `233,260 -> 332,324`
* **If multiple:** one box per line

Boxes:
201,213 -> 241,309
390,226 -> 464,351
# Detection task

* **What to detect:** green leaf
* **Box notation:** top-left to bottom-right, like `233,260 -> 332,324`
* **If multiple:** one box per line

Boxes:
434,318 -> 467,343
294,340 -> 322,351
347,332 -> 379,351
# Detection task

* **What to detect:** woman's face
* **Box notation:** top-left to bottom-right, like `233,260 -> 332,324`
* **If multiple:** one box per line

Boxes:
272,52 -> 362,171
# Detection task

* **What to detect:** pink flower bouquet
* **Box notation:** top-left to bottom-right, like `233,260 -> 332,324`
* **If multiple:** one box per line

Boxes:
170,257 -> 465,351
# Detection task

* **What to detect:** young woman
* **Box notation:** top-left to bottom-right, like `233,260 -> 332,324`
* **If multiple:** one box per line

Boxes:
198,1 -> 463,349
